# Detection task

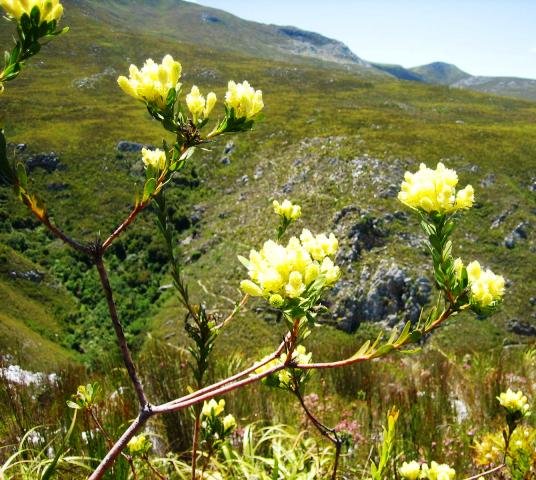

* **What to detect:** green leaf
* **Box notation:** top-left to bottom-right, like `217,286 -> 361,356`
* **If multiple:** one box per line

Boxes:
0,130 -> 15,186
143,178 -> 157,201
20,13 -> 31,35
30,5 -> 40,27
66,400 -> 80,410
16,162 -> 28,189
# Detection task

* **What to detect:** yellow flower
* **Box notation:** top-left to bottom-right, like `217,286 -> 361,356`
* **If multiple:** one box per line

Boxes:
399,460 -> 422,480
427,461 -> 456,480
0,0 -> 64,23
273,199 -> 301,221
466,260 -> 505,308
239,229 -> 340,302
141,147 -> 166,171
222,414 -> 236,431
201,399 -> 225,418
398,162 -> 474,214
497,388 -> 531,416
186,85 -> 217,123
225,80 -> 264,119
117,54 -> 182,110
127,434 -> 151,456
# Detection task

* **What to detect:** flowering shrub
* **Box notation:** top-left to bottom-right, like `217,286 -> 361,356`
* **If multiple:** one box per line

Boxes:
1,2 -> 529,480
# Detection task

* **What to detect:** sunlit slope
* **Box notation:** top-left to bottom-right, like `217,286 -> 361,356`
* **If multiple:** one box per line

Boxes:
0,0 -> 534,367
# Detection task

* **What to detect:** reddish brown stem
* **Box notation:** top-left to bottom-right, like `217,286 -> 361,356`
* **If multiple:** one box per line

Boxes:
94,255 -> 148,408
463,464 -> 505,480
191,412 -> 201,480
297,306 -> 455,370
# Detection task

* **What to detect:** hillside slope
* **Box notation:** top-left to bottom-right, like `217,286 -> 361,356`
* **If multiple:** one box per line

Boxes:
0,0 -> 535,368
69,0 -> 377,73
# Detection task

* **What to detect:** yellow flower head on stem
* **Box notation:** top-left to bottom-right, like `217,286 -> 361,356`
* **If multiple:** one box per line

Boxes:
426,461 -> 456,480
141,147 -> 166,171
239,229 -> 340,303
117,54 -> 182,110
186,85 -> 217,123
399,460 -> 422,480
398,162 -> 474,214
0,0 -> 64,23
225,80 -> 264,119
201,398 -> 225,418
497,388 -> 531,416
273,199 -> 301,221
466,260 -> 505,308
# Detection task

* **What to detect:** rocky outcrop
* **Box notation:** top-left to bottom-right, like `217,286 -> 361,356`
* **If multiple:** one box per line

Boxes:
116,141 -> 155,153
504,222 -> 530,249
508,319 -> 536,337
330,260 -> 432,332
26,152 -> 61,172
334,209 -> 388,264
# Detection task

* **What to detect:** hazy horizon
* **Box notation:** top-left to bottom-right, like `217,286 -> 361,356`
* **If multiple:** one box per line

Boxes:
190,0 -> 536,80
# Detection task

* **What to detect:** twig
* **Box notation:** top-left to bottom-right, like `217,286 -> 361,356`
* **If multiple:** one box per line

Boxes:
160,337 -> 287,409
88,408 -> 153,480
463,464 -> 505,480
296,306 -> 455,370
294,387 -> 341,480
191,412 -> 201,480
217,294 -> 249,330
94,255 -> 148,408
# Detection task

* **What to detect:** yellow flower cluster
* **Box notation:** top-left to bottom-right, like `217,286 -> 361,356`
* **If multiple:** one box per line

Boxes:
0,0 -> 64,23
466,260 -> 505,308
127,434 -> 151,456
399,461 -> 421,480
398,162 -> 474,214
497,388 -> 531,416
186,85 -> 217,123
240,229 -> 340,302
255,345 -> 312,388
141,147 -> 166,171
399,461 -> 455,480
201,398 -> 226,418
225,80 -> 264,119
273,199 -> 301,221
425,462 -> 456,480
474,426 -> 535,466
118,55 -> 182,110
200,398 -> 236,434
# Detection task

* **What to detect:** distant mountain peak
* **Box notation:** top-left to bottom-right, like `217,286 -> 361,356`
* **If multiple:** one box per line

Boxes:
410,62 -> 471,85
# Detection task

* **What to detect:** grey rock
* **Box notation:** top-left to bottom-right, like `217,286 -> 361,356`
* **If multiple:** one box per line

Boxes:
504,221 -> 530,248
530,178 -> 536,192
223,141 -> 235,155
117,141 -> 155,153
47,182 -> 69,192
378,184 -> 398,198
26,152 -> 61,172
220,156 -> 231,165
508,319 -> 536,336
9,270 -> 44,283
201,13 -> 222,24
332,260 -> 432,332
190,205 -> 205,225
338,214 -> 388,264
480,173 -> 496,188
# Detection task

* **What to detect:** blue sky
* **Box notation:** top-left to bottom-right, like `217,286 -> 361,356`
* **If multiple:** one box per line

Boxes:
190,0 -> 536,79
